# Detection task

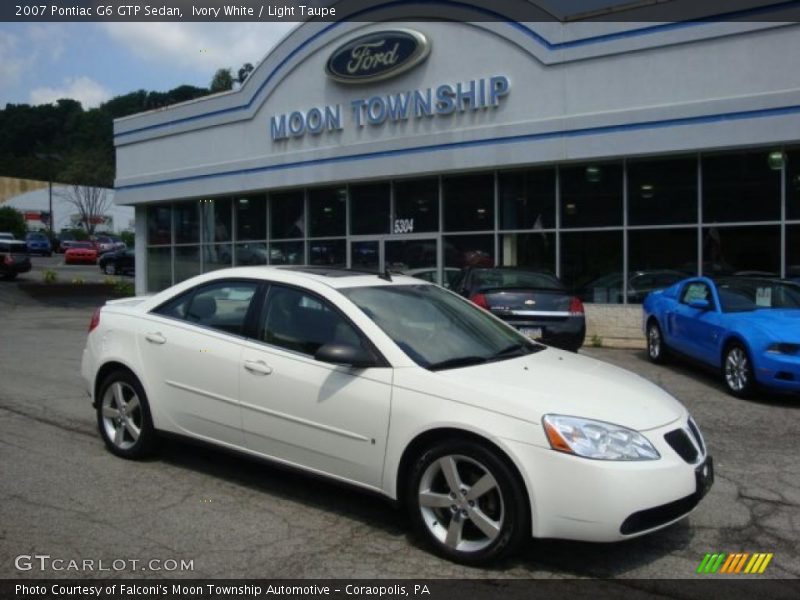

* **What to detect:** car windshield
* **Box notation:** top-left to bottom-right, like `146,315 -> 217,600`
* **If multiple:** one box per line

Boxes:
472,268 -> 563,291
716,279 -> 800,312
342,284 -> 544,370
72,242 -> 94,249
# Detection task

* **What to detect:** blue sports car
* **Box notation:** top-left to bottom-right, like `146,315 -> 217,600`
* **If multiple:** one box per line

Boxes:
643,277 -> 800,397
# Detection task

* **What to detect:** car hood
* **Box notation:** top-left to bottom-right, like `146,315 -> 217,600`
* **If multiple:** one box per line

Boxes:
400,349 -> 686,432
730,309 -> 800,338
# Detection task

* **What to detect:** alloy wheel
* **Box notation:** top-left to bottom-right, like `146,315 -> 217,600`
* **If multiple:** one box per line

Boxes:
417,454 -> 504,553
724,346 -> 749,393
648,324 -> 661,360
101,381 -> 142,451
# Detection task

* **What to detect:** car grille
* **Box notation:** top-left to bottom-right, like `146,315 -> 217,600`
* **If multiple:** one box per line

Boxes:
664,428 -> 699,464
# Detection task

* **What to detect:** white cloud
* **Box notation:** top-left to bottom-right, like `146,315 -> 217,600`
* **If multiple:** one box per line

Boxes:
26,24 -> 69,60
30,76 -> 112,108
101,23 -> 297,75
0,31 -> 25,85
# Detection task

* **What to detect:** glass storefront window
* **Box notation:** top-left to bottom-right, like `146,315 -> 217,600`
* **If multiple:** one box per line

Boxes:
702,226 -> 780,276
498,168 -> 555,230
628,229 -> 697,303
174,202 -> 200,244
270,241 -> 304,265
147,204 -> 171,246
352,240 -> 379,272
702,150 -> 781,223
235,242 -> 268,266
444,234 -> 495,270
236,196 -> 266,241
309,187 -> 346,238
309,239 -> 346,267
395,177 -> 439,233
787,225 -> 800,281
174,245 -> 201,283
200,198 -> 232,243
561,231 -> 623,303
443,174 -> 494,232
560,162 -> 623,228
350,183 -> 390,235
787,149 -> 800,221
147,247 -> 171,292
628,156 -> 697,225
202,244 -> 232,272
499,233 -> 555,274
271,191 -> 305,239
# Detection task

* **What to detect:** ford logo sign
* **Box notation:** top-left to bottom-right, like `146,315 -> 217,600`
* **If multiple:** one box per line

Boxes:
325,29 -> 431,84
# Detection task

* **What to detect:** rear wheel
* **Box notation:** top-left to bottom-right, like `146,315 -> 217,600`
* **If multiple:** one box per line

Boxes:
96,370 -> 157,459
723,343 -> 755,398
407,439 -> 528,565
646,320 -> 668,364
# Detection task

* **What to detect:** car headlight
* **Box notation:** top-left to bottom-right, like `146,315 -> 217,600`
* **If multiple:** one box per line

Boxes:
542,414 -> 660,461
766,343 -> 800,355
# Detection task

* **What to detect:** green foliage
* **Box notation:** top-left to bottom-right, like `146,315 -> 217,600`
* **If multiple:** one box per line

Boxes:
237,63 -> 254,85
71,276 -> 85,285
112,279 -> 135,297
590,334 -> 603,348
0,206 -> 27,239
120,230 -> 135,247
60,227 -> 88,241
210,68 -> 234,93
42,269 -> 57,283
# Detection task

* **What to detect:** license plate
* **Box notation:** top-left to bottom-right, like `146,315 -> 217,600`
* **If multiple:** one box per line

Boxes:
520,327 -> 543,340
695,456 -> 714,499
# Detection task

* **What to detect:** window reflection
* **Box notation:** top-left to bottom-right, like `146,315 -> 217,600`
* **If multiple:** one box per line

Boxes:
271,191 -> 304,239
499,169 -> 555,230
147,204 -> 171,245
443,175 -> 494,232
628,229 -> 697,303
235,196 -> 266,241
309,187 -> 346,237
561,231 -> 623,303
628,156 -> 697,225
702,151 -> 780,223
395,178 -> 439,233
499,233 -> 555,273
351,183 -> 389,235
702,226 -> 780,276
560,162 -> 622,228
200,198 -> 231,243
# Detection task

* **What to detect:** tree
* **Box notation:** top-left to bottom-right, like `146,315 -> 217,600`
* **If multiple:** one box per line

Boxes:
0,206 -> 27,239
56,152 -> 113,235
237,63 -> 254,86
210,68 -> 234,93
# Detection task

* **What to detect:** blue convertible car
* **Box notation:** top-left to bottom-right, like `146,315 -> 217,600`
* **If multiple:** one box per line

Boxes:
643,277 -> 800,397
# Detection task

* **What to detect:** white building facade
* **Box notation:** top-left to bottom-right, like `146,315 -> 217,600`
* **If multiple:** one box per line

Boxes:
114,10 -> 800,301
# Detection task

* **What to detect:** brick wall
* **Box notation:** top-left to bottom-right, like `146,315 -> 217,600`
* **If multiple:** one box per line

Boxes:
584,303 -> 646,349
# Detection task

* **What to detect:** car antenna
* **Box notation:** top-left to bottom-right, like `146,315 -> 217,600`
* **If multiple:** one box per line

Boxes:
378,268 -> 392,282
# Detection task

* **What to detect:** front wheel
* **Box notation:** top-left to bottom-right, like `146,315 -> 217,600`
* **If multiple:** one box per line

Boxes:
723,343 -> 755,398
646,320 -> 668,364
407,439 -> 529,565
97,370 -> 157,459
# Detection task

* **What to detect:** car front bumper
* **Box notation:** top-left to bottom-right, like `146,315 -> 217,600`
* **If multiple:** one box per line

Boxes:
504,417 -> 712,542
755,351 -> 800,392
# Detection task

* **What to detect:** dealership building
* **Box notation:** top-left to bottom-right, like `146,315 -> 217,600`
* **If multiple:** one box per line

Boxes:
114,7 -> 800,324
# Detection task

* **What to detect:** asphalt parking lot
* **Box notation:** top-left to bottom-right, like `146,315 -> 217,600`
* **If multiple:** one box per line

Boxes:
0,280 -> 798,581
16,252 -> 129,285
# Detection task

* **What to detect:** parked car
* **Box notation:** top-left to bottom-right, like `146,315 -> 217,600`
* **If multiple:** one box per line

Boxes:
451,267 -> 585,352
91,235 -> 120,255
64,241 -> 99,265
25,231 -> 52,256
82,266 -> 712,564
98,248 -> 135,276
0,232 -> 15,241
55,232 -> 80,253
580,270 -> 688,304
0,240 -> 31,280
404,267 -> 461,288
644,276 -> 800,397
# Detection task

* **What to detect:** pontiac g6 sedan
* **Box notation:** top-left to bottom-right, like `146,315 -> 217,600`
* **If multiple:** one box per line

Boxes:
82,267 -> 713,564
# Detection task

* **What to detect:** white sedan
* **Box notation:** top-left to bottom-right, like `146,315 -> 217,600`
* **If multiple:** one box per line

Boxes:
81,266 -> 713,564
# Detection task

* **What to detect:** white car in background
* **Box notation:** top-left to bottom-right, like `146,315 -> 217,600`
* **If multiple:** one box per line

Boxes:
81,266 -> 713,564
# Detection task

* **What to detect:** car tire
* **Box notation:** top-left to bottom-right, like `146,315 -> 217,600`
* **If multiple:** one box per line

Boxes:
406,439 -> 529,565
104,264 -> 116,276
722,343 -> 755,399
96,370 -> 157,459
646,320 -> 668,364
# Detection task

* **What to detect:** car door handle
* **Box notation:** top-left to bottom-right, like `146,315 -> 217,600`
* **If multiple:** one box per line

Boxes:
244,360 -> 273,376
145,332 -> 166,345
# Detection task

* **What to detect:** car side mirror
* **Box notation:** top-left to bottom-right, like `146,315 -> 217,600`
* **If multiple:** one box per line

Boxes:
688,298 -> 711,310
315,342 -> 377,369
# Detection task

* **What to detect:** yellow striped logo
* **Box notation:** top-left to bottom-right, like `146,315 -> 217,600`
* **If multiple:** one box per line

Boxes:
697,552 -> 773,574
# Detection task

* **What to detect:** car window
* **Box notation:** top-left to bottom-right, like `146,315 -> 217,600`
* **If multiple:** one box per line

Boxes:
717,279 -> 800,312
258,285 -> 366,357
153,281 -> 258,336
471,269 -> 563,291
680,282 -> 711,305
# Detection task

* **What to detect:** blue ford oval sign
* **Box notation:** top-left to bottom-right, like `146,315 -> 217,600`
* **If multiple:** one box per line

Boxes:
325,29 -> 431,84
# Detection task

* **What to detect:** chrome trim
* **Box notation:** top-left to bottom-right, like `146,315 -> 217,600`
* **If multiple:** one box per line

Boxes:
501,310 -> 573,317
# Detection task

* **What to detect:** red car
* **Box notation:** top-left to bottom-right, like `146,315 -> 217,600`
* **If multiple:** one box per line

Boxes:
64,241 -> 99,265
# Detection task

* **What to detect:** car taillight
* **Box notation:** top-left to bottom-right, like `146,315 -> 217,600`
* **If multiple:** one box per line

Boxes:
470,293 -> 490,310
88,307 -> 101,333
3,255 -> 13,265
569,296 -> 584,315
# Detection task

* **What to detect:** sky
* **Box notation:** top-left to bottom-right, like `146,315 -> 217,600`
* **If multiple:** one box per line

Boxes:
0,22 -> 298,109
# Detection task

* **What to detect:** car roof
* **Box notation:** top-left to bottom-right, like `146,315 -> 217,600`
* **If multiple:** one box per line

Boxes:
191,266 -> 427,290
